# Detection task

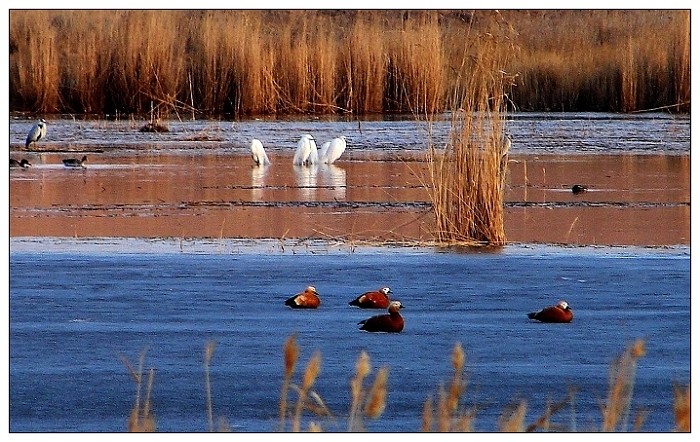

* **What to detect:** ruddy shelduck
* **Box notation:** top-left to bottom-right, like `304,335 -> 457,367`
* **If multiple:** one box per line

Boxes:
349,287 -> 392,309
358,301 -> 404,333
527,300 -> 573,323
285,285 -> 321,309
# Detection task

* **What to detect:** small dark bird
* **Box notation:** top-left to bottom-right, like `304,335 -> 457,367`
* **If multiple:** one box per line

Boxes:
62,155 -> 88,168
358,301 -> 405,333
527,301 -> 573,323
349,287 -> 392,309
25,118 -> 47,148
10,158 -> 32,168
571,184 -> 588,194
284,286 -> 321,309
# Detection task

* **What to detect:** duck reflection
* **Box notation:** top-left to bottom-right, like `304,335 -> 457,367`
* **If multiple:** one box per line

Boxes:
250,164 -> 269,201
319,164 -> 346,200
293,164 -> 318,201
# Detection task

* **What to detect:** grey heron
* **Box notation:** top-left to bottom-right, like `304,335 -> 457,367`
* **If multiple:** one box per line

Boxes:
25,118 -> 47,148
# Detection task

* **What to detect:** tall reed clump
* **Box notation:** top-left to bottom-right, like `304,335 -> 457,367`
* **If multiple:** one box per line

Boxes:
120,348 -> 157,432
426,12 -> 517,246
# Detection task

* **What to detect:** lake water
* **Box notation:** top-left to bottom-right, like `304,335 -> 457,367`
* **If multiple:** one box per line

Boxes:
8,112 -> 691,432
9,239 -> 690,432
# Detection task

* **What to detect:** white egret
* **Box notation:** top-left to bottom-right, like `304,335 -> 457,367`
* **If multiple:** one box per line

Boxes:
62,155 -> 88,168
321,136 -> 346,164
25,118 -> 47,148
318,141 -> 331,163
250,138 -> 270,166
293,134 -> 318,166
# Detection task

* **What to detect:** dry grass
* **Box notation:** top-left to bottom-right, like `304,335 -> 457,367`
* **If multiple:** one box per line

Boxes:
120,348 -> 156,432
673,384 -> 690,432
115,337 -> 687,432
348,351 -> 390,431
9,10 -> 690,116
426,12 -> 517,246
601,338 -> 647,432
278,335 -> 332,432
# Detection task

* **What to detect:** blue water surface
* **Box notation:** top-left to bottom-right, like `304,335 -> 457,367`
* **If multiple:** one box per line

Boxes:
9,240 -> 690,432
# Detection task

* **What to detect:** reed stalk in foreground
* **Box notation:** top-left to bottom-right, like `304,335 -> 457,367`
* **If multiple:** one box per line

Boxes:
348,351 -> 390,431
279,334 -> 299,431
673,384 -> 690,432
421,342 -> 475,431
601,339 -> 646,432
426,12 -> 517,246
203,340 -> 216,432
120,348 -> 156,432
277,336 -> 332,432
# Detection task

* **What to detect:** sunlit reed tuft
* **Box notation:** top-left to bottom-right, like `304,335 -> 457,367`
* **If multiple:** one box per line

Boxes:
121,348 -> 157,432
673,384 -> 690,432
364,367 -> 389,419
498,401 -> 527,432
601,338 -> 646,432
279,334 -> 299,431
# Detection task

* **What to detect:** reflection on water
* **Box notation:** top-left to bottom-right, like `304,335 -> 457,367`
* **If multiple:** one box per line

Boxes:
250,164 -> 269,201
318,164 -> 346,200
293,164 -> 318,201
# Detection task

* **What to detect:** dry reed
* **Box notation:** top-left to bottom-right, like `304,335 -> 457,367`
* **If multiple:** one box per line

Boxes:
673,384 -> 690,432
601,338 -> 646,432
203,340 -> 216,432
279,334 -> 299,431
120,348 -> 157,432
9,10 -> 690,116
111,336 -> 686,432
348,350 -> 390,431
426,12 -> 517,246
421,342 -> 475,432
277,335 -> 331,432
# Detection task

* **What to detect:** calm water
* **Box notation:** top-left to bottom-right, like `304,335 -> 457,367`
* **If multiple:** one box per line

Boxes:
9,239 -> 690,432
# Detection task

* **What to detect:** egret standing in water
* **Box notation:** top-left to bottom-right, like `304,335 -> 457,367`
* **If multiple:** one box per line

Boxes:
293,134 -> 318,166
318,141 -> 331,163
320,136 -> 347,164
25,118 -> 47,148
250,138 -> 271,166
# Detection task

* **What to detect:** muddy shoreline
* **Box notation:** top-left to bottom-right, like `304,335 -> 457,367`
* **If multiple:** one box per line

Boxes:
9,152 -> 689,246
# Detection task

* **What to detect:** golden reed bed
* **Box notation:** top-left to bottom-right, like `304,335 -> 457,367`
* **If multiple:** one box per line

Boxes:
9,10 -> 689,117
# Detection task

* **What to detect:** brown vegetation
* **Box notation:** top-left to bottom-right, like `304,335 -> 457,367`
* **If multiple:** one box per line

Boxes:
425,12 -> 515,245
9,10 -> 690,116
123,337 -> 688,432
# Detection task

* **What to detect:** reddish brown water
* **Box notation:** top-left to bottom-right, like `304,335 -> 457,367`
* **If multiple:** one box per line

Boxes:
9,152 -> 689,246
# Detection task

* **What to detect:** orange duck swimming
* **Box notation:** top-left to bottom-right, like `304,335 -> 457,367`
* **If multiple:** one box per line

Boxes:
527,300 -> 573,323
285,286 -> 321,309
358,301 -> 404,333
348,287 -> 392,309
